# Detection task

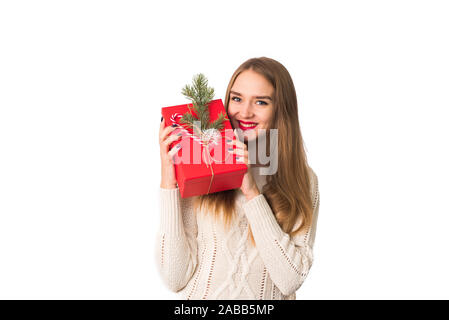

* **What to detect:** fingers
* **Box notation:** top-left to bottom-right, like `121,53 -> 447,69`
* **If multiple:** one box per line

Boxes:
226,138 -> 247,164
159,117 -> 165,133
232,146 -> 246,156
226,138 -> 246,150
234,148 -> 247,164
235,152 -> 247,164
226,135 -> 246,152
161,132 -> 182,153
233,128 -> 241,142
167,143 -> 182,158
236,157 -> 246,164
160,124 -> 182,153
159,117 -> 169,137
226,144 -> 246,162
159,123 -> 180,144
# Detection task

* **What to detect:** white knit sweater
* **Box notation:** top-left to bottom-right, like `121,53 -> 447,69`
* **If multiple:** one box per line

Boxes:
155,166 -> 320,300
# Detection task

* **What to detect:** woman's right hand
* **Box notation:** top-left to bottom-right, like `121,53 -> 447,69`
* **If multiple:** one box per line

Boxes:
159,119 -> 182,189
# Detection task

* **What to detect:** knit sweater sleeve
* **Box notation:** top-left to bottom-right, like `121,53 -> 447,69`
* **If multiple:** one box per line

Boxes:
242,169 -> 320,296
155,187 -> 198,292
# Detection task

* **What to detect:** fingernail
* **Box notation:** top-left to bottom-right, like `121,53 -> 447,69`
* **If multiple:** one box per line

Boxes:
161,116 -> 163,122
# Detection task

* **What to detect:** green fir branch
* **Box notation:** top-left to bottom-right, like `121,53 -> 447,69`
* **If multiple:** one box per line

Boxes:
180,73 -> 223,133
208,112 -> 226,130
179,113 -> 196,128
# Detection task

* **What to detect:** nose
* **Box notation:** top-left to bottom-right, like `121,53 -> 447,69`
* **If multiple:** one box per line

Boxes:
239,101 -> 254,118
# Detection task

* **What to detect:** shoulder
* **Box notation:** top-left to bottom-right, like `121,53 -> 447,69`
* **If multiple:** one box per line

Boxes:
307,166 -> 318,191
307,166 -> 319,209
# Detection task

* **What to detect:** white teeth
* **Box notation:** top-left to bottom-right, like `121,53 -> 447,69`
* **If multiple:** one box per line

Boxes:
239,122 -> 257,128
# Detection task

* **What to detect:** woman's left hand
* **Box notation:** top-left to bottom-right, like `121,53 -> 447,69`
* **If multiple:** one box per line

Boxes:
227,131 -> 261,201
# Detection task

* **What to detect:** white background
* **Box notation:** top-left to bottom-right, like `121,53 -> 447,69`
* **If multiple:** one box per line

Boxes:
1,0 -> 448,299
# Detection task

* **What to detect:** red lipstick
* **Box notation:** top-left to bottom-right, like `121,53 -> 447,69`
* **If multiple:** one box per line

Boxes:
238,120 -> 258,131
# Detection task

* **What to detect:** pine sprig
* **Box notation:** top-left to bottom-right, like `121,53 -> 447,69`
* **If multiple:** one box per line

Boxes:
208,112 -> 226,131
179,112 -> 196,128
180,73 -> 224,133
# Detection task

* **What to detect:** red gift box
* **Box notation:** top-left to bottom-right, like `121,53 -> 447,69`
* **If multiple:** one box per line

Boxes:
161,99 -> 247,198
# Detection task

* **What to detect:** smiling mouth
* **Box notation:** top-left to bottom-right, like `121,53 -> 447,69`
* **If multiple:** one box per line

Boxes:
238,120 -> 258,130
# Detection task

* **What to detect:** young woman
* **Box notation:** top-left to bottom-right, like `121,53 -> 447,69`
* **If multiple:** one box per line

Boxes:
156,57 -> 320,300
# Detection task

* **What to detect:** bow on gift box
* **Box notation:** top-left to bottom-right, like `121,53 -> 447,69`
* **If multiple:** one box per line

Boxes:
170,112 -> 233,167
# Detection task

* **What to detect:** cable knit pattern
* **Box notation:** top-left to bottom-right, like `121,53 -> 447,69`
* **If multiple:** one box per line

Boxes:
155,166 -> 320,300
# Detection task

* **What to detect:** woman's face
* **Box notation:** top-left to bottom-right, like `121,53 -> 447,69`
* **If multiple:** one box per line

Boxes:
227,69 -> 274,141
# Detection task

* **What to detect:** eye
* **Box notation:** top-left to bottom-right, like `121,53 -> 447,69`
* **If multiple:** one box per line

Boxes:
256,100 -> 268,105
231,96 -> 241,102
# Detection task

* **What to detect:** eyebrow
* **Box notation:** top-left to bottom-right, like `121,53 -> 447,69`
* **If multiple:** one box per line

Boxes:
230,90 -> 272,101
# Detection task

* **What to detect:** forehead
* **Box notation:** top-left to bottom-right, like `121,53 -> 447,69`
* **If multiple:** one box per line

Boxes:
231,70 -> 274,96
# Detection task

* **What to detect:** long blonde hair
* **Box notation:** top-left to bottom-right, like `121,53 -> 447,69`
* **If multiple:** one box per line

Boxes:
193,57 -> 313,243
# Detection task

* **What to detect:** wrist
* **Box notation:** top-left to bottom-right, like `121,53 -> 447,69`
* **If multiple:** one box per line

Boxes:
160,182 -> 177,189
244,186 -> 260,201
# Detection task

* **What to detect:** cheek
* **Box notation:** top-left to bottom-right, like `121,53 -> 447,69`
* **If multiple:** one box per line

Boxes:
227,104 -> 236,116
258,110 -> 273,126
227,106 -> 238,121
